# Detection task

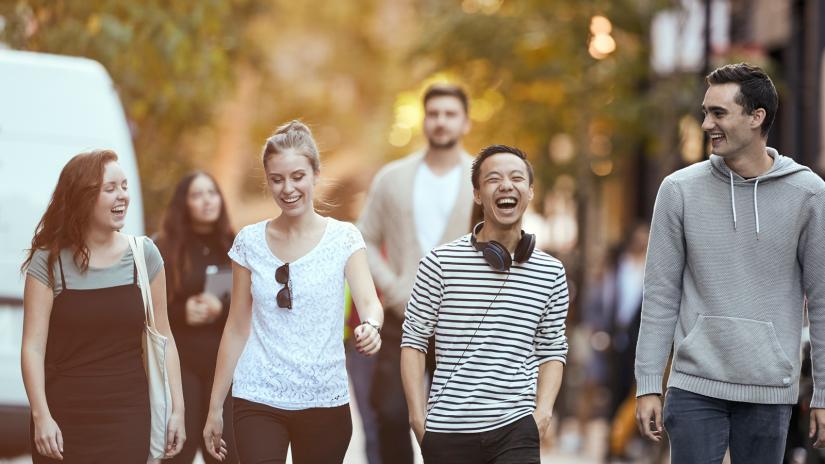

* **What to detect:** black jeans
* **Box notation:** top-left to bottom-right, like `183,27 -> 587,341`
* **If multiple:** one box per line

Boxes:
664,387 -> 793,464
232,398 -> 352,464
420,415 -> 540,464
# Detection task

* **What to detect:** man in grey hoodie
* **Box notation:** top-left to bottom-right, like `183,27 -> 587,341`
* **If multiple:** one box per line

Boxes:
635,62 -> 825,463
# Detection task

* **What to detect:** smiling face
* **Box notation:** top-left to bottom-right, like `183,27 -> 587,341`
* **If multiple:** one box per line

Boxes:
423,95 -> 471,150
473,152 -> 534,229
702,82 -> 766,159
265,149 -> 317,217
90,161 -> 129,231
186,174 -> 222,229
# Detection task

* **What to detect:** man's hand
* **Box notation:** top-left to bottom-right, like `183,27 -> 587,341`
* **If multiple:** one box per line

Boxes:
810,408 -> 825,448
635,394 -> 663,442
533,410 -> 553,441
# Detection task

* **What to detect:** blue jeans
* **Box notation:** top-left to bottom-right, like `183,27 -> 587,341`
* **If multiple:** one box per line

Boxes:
663,387 -> 792,464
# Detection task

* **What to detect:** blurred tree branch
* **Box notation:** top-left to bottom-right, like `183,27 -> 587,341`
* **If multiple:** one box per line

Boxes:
0,0 -> 269,228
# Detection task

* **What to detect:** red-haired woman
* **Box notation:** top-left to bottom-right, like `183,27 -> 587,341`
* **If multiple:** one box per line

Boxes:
155,172 -> 238,464
20,150 -> 186,462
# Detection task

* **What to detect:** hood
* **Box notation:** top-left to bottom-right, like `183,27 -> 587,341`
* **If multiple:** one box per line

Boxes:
709,147 -> 810,237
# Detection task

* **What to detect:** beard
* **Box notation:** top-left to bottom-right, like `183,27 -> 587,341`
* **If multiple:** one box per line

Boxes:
427,135 -> 459,150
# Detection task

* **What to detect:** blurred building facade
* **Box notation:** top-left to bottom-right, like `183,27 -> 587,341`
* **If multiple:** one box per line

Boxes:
601,0 -> 825,255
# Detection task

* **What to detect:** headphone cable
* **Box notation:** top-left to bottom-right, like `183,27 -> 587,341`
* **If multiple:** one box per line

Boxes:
424,271 -> 510,430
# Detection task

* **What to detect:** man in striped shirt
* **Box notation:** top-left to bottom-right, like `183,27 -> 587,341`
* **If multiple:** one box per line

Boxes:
400,144 -> 569,463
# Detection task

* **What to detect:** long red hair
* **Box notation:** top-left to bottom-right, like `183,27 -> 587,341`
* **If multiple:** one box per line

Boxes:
21,150 -> 119,285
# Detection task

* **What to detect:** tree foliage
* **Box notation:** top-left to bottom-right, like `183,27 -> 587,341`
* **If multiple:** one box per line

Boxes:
413,0 -> 691,193
0,0 -> 267,225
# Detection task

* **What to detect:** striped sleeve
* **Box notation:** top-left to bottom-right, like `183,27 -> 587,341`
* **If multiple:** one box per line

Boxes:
401,251 -> 443,353
534,265 -> 569,364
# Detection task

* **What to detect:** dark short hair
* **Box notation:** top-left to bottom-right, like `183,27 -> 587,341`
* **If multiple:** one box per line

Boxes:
422,83 -> 469,114
471,144 -> 534,189
706,63 -> 778,137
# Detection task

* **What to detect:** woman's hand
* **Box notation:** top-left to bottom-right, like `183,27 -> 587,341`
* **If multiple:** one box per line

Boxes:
200,292 -> 223,323
354,321 -> 381,356
33,415 -> 63,460
203,408 -> 228,461
164,410 -> 186,457
185,295 -> 210,326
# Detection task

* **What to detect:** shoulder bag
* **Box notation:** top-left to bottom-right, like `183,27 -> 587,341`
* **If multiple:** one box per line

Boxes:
128,235 -> 173,460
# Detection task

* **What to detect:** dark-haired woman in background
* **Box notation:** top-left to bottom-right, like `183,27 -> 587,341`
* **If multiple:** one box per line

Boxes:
156,172 -> 238,464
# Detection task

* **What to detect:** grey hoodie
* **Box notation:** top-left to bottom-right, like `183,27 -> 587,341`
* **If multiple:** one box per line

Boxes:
635,148 -> 825,407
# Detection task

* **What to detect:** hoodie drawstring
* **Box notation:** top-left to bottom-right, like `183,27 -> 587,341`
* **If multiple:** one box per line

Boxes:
753,178 -> 760,238
729,170 -> 762,238
729,171 -> 737,230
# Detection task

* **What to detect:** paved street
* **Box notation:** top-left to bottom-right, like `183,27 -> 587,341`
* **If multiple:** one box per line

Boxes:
1,389 -> 607,463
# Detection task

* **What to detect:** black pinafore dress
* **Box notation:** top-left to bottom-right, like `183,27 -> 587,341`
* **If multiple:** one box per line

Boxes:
31,255 -> 150,463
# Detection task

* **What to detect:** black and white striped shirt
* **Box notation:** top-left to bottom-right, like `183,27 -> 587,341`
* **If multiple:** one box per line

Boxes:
401,234 -> 569,433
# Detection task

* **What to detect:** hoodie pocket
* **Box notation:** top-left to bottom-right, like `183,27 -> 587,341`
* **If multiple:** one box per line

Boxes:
673,315 -> 794,387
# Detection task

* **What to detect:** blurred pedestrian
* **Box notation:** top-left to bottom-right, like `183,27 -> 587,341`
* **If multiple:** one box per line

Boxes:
155,172 -> 238,464
635,63 -> 825,463
202,120 -> 384,463
21,150 -> 185,463
606,223 -> 648,413
344,289 -> 383,464
400,145 -> 569,464
358,83 -> 475,464
583,223 -> 648,459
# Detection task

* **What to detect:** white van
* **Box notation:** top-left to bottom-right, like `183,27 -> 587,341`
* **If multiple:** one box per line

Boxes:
0,50 -> 144,456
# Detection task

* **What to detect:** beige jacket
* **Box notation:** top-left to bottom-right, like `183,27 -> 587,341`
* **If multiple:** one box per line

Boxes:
357,150 -> 475,319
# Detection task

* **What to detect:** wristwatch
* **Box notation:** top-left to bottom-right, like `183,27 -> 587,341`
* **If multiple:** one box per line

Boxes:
362,318 -> 382,334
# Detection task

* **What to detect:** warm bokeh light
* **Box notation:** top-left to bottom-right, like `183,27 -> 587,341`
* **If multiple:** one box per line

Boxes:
483,88 -> 505,112
589,15 -> 612,35
589,134 -> 612,157
590,159 -> 614,176
549,133 -> 575,165
470,98 -> 494,122
589,33 -> 616,58
388,124 -> 412,147
588,15 -> 615,60
462,0 -> 503,15
679,114 -> 704,163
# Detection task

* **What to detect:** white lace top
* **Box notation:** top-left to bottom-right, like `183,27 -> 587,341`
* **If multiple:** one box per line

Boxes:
228,218 -> 365,409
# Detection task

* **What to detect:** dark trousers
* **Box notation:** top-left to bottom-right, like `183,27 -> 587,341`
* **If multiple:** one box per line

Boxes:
664,387 -> 793,464
370,312 -> 435,464
167,368 -> 237,464
420,415 -> 540,464
232,397 -> 352,464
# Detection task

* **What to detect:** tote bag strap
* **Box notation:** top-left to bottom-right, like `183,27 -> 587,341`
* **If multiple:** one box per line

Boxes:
127,234 -> 158,329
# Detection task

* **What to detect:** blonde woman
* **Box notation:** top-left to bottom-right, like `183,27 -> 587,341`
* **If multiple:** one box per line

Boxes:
203,121 -> 383,463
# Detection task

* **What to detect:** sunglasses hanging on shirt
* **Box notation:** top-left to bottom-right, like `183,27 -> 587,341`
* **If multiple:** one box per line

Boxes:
275,262 -> 292,310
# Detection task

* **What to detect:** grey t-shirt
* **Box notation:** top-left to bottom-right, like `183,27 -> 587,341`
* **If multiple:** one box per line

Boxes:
27,236 -> 164,298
